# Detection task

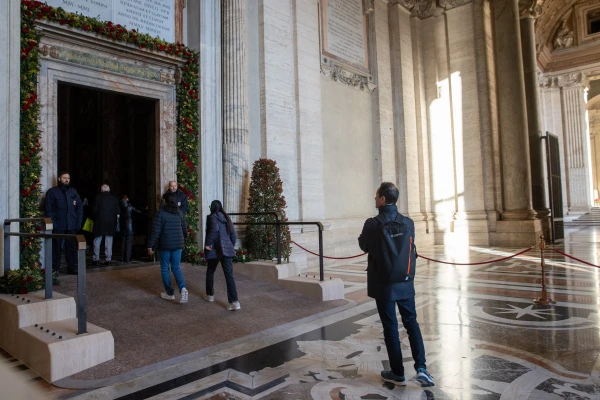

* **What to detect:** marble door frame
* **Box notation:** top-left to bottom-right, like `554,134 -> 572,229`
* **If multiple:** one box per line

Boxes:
36,24 -> 180,206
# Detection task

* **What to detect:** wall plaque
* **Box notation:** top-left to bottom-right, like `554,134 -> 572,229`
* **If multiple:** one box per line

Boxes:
320,0 -> 369,74
53,47 -> 163,81
44,0 -> 175,43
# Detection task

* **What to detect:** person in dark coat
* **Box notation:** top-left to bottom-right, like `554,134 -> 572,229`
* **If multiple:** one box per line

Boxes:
45,171 -> 83,274
203,200 -> 239,311
147,192 -> 188,304
119,195 -> 143,263
358,182 -> 434,388
91,184 -> 120,266
161,180 -> 189,214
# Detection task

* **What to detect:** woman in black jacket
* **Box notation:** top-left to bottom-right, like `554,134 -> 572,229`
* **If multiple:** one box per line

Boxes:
119,195 -> 143,263
203,200 -> 240,311
147,192 -> 188,304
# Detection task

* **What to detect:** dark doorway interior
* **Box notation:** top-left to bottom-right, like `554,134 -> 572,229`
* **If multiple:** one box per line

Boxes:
57,83 -> 157,260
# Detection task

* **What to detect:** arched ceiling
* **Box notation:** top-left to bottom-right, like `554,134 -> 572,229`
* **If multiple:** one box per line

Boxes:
535,0 -> 579,48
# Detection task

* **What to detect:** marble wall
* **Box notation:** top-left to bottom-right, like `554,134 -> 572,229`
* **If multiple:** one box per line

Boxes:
0,0 -> 21,272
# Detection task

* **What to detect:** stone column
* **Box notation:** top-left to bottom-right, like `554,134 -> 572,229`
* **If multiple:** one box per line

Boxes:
560,73 -> 593,214
0,1 -> 20,272
187,0 -> 223,242
222,0 -> 249,214
519,0 -> 547,218
492,0 -> 536,220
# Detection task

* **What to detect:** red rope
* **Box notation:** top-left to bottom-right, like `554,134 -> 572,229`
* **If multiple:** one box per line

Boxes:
417,247 -> 533,265
552,248 -> 600,269
291,241 -> 367,260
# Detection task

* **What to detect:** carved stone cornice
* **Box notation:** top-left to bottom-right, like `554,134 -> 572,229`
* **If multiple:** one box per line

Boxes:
390,0 -> 472,19
321,65 -> 377,91
539,72 -> 588,89
518,0 -> 543,19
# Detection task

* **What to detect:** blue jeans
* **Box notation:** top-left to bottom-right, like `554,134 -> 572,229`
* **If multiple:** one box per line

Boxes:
159,249 -> 186,296
206,256 -> 238,303
376,297 -> 426,375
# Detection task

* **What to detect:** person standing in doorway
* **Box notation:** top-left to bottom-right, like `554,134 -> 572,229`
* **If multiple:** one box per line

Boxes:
45,171 -> 83,275
358,182 -> 434,387
91,184 -> 120,266
147,192 -> 188,304
203,200 -> 240,311
119,195 -> 144,263
162,180 -> 189,214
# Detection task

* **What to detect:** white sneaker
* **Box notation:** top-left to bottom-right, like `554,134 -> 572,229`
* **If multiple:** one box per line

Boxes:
161,293 -> 175,301
227,301 -> 241,311
202,294 -> 214,302
180,288 -> 188,304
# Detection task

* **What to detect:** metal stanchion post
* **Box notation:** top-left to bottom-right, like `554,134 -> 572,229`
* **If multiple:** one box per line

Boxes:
76,235 -> 88,334
534,235 -> 556,305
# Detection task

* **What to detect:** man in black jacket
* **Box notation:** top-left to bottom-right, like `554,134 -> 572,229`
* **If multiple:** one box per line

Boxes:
358,182 -> 434,387
91,184 -> 120,266
45,172 -> 83,274
162,180 -> 189,214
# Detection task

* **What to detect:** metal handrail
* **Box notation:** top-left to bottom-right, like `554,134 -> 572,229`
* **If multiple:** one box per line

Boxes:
3,219 -> 88,334
231,220 -> 325,281
229,212 -> 281,264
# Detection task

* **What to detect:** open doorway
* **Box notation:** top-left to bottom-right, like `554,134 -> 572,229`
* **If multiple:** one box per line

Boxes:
57,82 -> 158,261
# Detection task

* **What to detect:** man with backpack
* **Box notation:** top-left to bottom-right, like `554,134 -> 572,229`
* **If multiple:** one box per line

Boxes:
358,182 -> 434,387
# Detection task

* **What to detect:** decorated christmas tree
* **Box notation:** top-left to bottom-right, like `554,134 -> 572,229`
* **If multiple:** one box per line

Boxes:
245,159 -> 291,261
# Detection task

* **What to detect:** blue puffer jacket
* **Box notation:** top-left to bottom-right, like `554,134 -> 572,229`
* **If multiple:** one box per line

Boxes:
147,207 -> 187,251
45,185 -> 83,231
204,212 -> 237,259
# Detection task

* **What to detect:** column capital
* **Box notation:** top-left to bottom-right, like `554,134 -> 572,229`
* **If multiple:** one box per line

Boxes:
519,0 -> 543,19
539,72 -> 588,89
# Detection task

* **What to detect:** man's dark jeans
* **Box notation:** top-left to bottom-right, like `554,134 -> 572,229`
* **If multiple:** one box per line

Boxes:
376,297 -> 426,376
206,256 -> 238,303
52,229 -> 78,272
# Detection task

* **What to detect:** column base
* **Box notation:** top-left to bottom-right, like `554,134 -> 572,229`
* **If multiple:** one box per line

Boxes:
490,219 -> 543,247
502,209 -> 537,220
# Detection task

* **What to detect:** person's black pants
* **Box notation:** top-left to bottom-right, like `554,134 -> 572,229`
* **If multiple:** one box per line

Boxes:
121,234 -> 133,261
206,256 -> 238,303
52,229 -> 77,273
376,297 -> 427,376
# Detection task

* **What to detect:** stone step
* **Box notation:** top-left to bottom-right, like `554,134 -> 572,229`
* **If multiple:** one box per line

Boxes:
19,318 -> 114,382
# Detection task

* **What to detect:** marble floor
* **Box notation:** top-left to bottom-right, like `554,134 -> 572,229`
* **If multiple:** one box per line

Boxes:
6,226 -> 600,399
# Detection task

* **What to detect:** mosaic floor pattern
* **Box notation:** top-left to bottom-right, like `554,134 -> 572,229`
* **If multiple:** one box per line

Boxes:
8,226 -> 600,399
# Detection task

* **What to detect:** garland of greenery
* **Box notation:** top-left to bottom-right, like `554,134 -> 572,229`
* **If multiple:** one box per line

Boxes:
6,1 -> 202,293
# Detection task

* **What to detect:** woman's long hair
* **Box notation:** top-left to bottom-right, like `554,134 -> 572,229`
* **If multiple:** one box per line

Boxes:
163,192 -> 179,213
210,200 -> 234,233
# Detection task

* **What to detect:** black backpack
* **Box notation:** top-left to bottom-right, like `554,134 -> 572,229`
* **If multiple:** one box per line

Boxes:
373,213 -> 416,283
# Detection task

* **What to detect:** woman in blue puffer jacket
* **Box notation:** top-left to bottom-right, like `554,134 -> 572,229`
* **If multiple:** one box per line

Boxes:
203,200 -> 240,311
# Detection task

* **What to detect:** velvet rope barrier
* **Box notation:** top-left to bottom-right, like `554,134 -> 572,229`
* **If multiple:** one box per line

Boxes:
291,241 -> 367,260
291,240 -> 533,264
551,248 -> 600,269
417,247 -> 533,265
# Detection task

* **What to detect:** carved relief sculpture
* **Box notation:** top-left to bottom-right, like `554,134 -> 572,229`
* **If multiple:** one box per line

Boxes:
554,19 -> 574,49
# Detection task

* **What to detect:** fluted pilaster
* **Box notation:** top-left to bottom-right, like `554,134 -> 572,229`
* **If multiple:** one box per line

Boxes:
222,0 -> 249,214
560,74 -> 593,212
519,0 -> 547,217
492,0 -> 536,220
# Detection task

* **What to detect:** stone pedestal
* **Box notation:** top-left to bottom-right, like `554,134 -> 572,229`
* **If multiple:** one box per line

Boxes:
0,1 -> 20,272
222,0 -> 249,214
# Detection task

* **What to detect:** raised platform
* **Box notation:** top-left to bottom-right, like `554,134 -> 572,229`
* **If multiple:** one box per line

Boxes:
234,261 -> 345,301
0,291 -> 114,382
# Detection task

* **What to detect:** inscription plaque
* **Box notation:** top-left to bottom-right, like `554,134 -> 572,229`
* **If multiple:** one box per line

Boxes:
320,0 -> 369,74
44,0 -> 175,43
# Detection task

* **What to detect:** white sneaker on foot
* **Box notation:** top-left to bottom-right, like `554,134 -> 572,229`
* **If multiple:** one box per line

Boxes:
202,294 -> 214,302
180,288 -> 188,304
161,293 -> 175,301
227,301 -> 241,311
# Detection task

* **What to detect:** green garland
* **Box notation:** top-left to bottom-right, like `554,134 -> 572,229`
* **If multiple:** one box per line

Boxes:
16,1 -> 202,278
